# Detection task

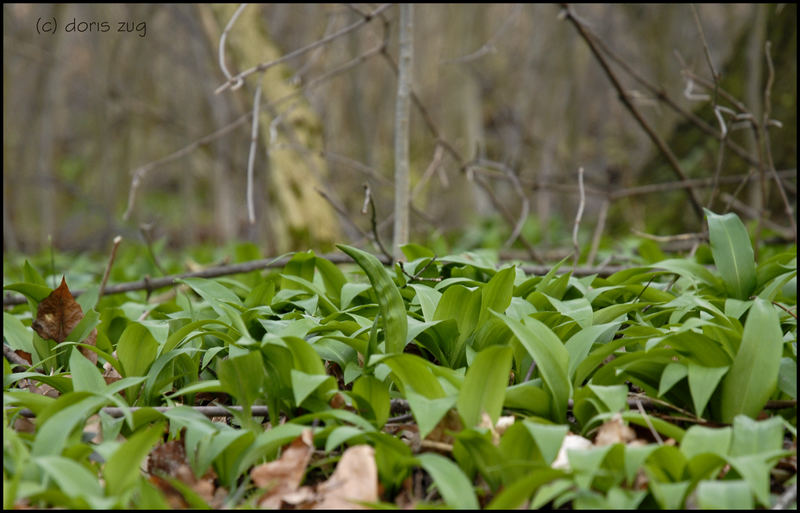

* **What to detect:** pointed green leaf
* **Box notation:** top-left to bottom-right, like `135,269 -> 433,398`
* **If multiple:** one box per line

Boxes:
457,346 -> 512,428
719,298 -> 783,421
338,245 -> 407,354
705,209 -> 756,299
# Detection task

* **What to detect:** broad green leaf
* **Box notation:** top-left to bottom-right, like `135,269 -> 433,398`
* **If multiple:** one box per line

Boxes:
177,277 -> 243,320
3,312 -> 35,355
778,357 -> 797,399
564,322 -> 620,381
32,394 -> 108,456
315,255 -> 346,307
218,351 -> 264,416
3,282 -> 52,303
523,421 -> 569,466
547,296 -> 593,329
280,251 -> 316,290
719,298 -> 783,422
457,345 -> 512,428
687,363 -> 728,417
729,415 -> 783,456
380,353 -> 445,399
406,391 -> 457,439
495,312 -> 570,422
477,266 -> 516,326
35,456 -> 103,499
69,347 -> 105,393
705,209 -> 756,299
116,322 -> 159,378
409,284 -> 441,323
104,422 -> 165,495
338,245 -> 407,354
658,363 -> 687,397
290,369 -> 334,406
681,425 -> 732,459
433,283 -> 481,365
695,480 -> 753,510
352,375 -> 390,428
416,452 -> 479,509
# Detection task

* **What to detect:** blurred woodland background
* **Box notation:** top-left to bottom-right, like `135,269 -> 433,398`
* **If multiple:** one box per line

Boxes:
2,4 -> 796,261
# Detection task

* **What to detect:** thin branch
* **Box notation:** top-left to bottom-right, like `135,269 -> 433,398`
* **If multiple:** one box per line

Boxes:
631,229 -> 707,243
214,3 -> 391,94
720,192 -> 794,239
393,3 -> 413,261
586,25 -> 760,168
362,183 -> 392,260
562,4 -> 705,221
218,3 -> 248,91
440,4 -> 521,65
572,167 -> 586,269
315,187 -> 372,243
123,43 -> 384,221
246,84 -> 262,224
635,398 -> 664,445
97,236 -> 122,307
586,198 -> 609,267
773,483 -> 797,510
762,40 -> 797,244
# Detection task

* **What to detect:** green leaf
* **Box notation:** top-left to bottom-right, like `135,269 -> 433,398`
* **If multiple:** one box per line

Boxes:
104,422 -> 165,495
116,322 -> 159,378
681,425 -> 732,459
338,245 -> 407,354
218,351 -> 264,416
687,363 -> 728,417
35,456 -> 103,499
68,347 -> 105,393
457,345 -> 512,428
695,480 -> 753,510
729,415 -> 784,456
280,251 -> 316,290
406,391 -> 457,439
416,452 -> 479,509
352,375 -> 390,428
494,312 -> 570,422
380,353 -> 445,399
3,312 -> 35,355
523,421 -> 569,466
705,209 -> 756,299
32,394 -> 108,456
290,370 -> 334,406
719,298 -> 783,422
477,266 -> 515,326
658,363 -> 687,397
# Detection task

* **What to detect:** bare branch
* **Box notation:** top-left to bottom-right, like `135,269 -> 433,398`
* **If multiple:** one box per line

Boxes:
214,4 -> 391,94
218,3 -> 248,91
97,236 -> 122,307
246,84 -> 262,224
572,167 -> 586,269
561,4 -> 705,221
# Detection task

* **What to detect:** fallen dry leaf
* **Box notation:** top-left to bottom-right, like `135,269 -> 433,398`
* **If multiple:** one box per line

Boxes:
252,428 -> 314,508
551,433 -> 593,470
594,413 -> 636,446
314,445 -> 378,509
32,277 -> 97,364
147,438 -> 224,508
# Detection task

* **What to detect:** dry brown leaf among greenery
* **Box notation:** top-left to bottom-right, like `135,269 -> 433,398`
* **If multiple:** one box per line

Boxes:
252,428 -> 314,508
31,276 -> 97,364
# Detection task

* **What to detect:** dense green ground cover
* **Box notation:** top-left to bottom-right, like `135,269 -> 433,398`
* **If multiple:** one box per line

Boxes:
3,211 -> 796,508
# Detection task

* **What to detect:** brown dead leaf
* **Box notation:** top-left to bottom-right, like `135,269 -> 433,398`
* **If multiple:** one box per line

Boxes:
147,438 -> 224,508
32,277 -> 97,364
252,428 -> 314,508
594,413 -> 636,446
313,445 -> 378,509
